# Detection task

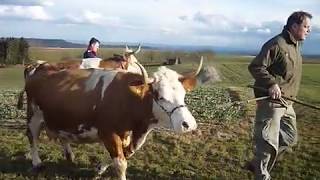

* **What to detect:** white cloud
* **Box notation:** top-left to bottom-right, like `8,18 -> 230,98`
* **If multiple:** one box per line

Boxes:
63,11 -> 121,26
241,27 -> 248,33
0,6 -> 9,14
0,0 -> 319,53
83,10 -> 104,25
65,14 -> 83,24
0,5 -> 52,21
194,12 -> 230,28
42,0 -> 54,6
257,28 -> 271,34
179,15 -> 188,21
0,0 -> 54,6
160,27 -> 178,35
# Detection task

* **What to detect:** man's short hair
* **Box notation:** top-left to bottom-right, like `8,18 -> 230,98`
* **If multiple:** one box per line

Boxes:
89,37 -> 100,45
286,11 -> 312,28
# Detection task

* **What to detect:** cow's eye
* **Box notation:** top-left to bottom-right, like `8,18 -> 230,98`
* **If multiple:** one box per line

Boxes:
158,97 -> 165,101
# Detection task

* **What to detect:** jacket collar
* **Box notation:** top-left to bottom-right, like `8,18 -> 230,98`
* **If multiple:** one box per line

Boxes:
282,27 -> 298,45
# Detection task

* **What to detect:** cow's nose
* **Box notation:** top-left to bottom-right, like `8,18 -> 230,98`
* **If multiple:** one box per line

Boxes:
182,121 -> 189,129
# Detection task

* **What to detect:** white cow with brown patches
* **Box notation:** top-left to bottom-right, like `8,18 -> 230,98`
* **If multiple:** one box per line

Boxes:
22,58 -> 203,180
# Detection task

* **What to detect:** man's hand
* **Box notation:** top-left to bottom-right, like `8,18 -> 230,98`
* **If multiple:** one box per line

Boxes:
268,84 -> 281,99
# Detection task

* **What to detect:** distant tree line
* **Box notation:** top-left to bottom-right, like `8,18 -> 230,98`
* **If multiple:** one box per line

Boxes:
0,37 -> 30,66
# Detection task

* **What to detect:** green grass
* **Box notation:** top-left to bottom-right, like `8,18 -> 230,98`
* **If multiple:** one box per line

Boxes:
0,50 -> 319,179
0,67 -> 24,90
299,64 -> 320,104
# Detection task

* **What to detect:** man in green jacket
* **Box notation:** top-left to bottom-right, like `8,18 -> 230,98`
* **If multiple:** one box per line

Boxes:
247,11 -> 312,180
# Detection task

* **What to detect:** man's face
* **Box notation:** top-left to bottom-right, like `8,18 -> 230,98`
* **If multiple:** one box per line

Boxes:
291,17 -> 311,41
91,42 -> 99,52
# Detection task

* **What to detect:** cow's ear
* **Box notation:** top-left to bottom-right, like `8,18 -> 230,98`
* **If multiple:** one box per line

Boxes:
179,76 -> 197,92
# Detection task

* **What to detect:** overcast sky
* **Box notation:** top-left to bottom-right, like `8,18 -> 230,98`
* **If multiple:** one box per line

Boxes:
0,0 -> 319,52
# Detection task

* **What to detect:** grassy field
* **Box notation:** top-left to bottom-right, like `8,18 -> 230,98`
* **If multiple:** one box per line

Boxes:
0,48 -> 319,179
0,67 -> 24,90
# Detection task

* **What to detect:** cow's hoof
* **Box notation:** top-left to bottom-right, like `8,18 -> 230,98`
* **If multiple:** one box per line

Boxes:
24,152 -> 32,160
30,164 -> 45,173
95,163 -> 109,175
124,150 -> 135,159
123,147 -> 134,158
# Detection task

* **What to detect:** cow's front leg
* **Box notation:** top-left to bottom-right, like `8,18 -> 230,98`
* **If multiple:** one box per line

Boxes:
26,104 -> 44,172
61,142 -> 75,162
102,133 -> 127,180
124,128 -> 153,158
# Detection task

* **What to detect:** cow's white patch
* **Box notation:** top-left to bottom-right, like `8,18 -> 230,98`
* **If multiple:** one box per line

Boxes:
84,70 -> 118,99
122,133 -> 131,148
79,127 -> 98,139
28,104 -> 44,167
127,62 -> 141,74
113,157 -> 127,180
80,58 -> 102,69
152,101 -> 172,128
124,45 -> 145,75
28,68 -> 36,76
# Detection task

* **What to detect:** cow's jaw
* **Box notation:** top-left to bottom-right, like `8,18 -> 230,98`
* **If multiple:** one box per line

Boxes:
152,100 -> 197,133
171,107 -> 197,133
152,101 -> 172,129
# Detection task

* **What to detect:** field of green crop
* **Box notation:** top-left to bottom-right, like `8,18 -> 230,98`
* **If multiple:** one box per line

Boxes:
0,48 -> 319,179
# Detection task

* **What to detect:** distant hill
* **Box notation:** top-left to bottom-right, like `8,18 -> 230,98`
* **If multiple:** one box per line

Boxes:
24,38 -> 320,57
25,38 -> 144,49
26,38 -> 86,48
23,38 -> 257,55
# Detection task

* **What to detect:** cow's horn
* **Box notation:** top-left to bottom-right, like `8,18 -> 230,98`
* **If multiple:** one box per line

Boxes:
134,44 -> 141,54
194,56 -> 203,76
125,44 -> 130,51
135,62 -> 148,87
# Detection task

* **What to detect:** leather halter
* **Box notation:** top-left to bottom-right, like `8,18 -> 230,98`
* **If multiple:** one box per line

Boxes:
153,97 -> 187,128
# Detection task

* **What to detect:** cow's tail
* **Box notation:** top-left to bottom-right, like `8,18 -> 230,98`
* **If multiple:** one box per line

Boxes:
17,88 -> 25,110
17,65 -> 29,110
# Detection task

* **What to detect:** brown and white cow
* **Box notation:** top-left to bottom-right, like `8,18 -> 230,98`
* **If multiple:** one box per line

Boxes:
23,57 -> 203,179
79,44 -> 142,71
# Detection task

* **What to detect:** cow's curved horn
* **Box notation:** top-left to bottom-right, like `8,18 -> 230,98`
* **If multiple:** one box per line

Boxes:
134,44 -> 141,54
125,44 -> 130,52
178,56 -> 203,78
194,56 -> 203,76
135,62 -> 148,88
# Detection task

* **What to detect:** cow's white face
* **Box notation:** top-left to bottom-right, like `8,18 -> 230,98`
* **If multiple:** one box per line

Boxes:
151,67 -> 197,133
125,45 -> 142,74
125,45 -> 140,63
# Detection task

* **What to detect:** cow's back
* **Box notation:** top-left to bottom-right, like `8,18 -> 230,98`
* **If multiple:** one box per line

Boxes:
25,69 -> 118,131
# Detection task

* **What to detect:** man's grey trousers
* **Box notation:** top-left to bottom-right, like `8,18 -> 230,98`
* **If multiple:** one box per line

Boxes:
253,100 -> 298,180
